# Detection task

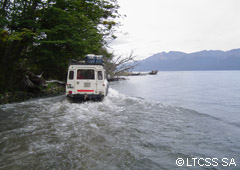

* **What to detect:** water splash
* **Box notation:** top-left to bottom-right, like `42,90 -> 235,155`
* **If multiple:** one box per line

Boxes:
0,88 -> 240,169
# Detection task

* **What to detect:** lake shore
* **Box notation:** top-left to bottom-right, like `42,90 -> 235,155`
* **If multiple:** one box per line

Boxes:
0,83 -> 65,105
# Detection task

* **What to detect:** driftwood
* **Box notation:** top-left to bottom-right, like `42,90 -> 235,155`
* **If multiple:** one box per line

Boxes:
22,75 -> 42,93
126,70 -> 158,76
45,80 -> 66,86
107,77 -> 126,82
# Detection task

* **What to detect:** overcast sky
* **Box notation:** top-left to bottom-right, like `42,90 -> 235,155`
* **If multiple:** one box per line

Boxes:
108,0 -> 240,59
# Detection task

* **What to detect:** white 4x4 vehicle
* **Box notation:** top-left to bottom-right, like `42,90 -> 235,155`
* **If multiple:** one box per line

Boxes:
66,54 -> 109,101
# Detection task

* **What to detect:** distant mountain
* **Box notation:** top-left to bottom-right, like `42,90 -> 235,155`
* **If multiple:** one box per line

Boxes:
133,49 -> 240,71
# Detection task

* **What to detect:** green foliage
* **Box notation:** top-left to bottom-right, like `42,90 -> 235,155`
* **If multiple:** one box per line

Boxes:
8,28 -> 37,41
0,0 -> 119,92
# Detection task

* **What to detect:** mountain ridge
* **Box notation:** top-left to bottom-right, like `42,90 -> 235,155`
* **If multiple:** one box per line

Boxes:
134,49 -> 240,71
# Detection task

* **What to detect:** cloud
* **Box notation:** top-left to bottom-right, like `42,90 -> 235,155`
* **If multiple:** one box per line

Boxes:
109,0 -> 240,59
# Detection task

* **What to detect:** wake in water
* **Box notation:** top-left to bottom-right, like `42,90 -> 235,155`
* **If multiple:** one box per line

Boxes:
0,88 -> 240,169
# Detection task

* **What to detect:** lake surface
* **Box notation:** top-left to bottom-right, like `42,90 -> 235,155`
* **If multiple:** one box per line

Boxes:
0,71 -> 240,169
111,71 -> 240,125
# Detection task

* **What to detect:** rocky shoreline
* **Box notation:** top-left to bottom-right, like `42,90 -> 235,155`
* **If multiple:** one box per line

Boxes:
0,82 -> 65,105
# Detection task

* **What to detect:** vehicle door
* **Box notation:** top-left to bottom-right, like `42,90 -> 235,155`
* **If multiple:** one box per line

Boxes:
96,70 -> 105,95
75,69 -> 96,94
66,69 -> 75,94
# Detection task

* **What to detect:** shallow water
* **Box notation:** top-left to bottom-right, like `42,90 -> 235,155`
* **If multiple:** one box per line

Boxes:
1,71 -> 240,169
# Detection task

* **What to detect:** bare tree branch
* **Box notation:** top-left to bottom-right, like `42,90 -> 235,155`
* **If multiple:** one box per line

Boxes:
104,50 -> 138,78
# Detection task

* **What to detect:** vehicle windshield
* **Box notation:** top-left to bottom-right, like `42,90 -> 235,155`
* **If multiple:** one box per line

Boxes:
77,69 -> 95,80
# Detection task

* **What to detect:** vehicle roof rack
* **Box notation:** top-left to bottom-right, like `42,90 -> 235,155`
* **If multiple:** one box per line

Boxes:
69,54 -> 104,66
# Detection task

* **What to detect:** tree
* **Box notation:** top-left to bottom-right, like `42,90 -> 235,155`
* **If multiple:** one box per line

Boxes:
103,50 -> 138,79
0,0 -> 120,92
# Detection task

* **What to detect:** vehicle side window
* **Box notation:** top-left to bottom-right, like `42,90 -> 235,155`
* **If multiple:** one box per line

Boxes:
69,71 -> 74,80
77,69 -> 95,79
98,71 -> 103,80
